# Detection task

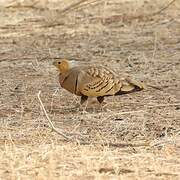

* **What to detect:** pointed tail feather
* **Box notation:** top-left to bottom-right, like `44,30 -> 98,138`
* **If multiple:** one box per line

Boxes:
146,84 -> 163,91
115,77 -> 145,95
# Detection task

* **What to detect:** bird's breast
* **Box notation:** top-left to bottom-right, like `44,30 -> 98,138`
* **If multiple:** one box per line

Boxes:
59,71 -> 81,96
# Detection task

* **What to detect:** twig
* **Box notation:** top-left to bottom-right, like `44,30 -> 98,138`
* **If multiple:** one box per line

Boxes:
105,110 -> 145,116
78,141 -> 150,147
115,110 -> 145,115
152,0 -> 177,16
5,1 -> 40,9
147,103 -> 180,108
150,138 -> 180,147
60,0 -> 102,14
112,0 -> 176,27
60,0 -> 89,14
37,91 -> 72,140
0,57 -> 34,62
73,0 -> 102,11
70,0 -> 177,19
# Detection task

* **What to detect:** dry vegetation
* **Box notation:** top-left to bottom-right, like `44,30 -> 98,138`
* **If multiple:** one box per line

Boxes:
0,0 -> 180,179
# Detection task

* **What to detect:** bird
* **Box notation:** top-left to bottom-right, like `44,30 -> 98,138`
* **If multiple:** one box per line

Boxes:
53,59 -> 146,105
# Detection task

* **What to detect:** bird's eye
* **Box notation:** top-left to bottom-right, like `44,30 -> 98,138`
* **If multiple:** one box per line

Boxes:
58,62 -> 61,64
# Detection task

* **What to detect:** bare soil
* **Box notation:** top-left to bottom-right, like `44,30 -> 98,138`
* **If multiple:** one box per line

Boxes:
0,0 -> 180,179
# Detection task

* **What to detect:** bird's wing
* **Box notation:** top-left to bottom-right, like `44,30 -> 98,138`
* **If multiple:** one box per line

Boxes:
78,66 -> 122,97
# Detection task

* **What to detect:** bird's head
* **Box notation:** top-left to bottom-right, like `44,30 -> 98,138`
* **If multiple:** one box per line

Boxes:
53,59 -> 70,73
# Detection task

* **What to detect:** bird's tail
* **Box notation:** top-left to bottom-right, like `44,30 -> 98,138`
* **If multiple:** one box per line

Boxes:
115,76 -> 163,95
115,77 -> 145,95
146,84 -> 163,91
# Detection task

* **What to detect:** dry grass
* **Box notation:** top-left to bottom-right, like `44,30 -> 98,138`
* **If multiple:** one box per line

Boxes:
0,0 -> 180,179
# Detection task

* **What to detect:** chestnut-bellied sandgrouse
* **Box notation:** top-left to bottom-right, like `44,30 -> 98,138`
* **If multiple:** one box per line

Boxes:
53,59 -> 146,105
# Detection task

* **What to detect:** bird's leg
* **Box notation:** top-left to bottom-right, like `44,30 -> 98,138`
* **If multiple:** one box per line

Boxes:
80,95 -> 88,113
97,96 -> 104,104
80,95 -> 88,105
97,96 -> 105,111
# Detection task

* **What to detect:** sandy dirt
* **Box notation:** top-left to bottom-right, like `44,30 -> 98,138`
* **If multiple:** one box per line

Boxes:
0,0 -> 180,179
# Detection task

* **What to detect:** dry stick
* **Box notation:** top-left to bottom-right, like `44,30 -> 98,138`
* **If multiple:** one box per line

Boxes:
150,138 -> 180,147
37,91 -> 72,141
6,1 -> 39,9
105,110 -> 145,116
0,57 -> 34,62
143,0 -> 177,18
107,0 -> 177,22
147,103 -> 180,108
71,0 -> 102,11
61,0 -> 176,17
78,140 -> 150,147
152,0 -> 177,16
60,0 -> 90,14
60,0 -> 102,14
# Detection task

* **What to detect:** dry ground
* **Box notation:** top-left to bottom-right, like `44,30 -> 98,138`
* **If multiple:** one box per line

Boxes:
0,0 -> 180,179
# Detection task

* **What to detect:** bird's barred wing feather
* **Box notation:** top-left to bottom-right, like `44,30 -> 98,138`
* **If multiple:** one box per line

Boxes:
79,66 -> 122,97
